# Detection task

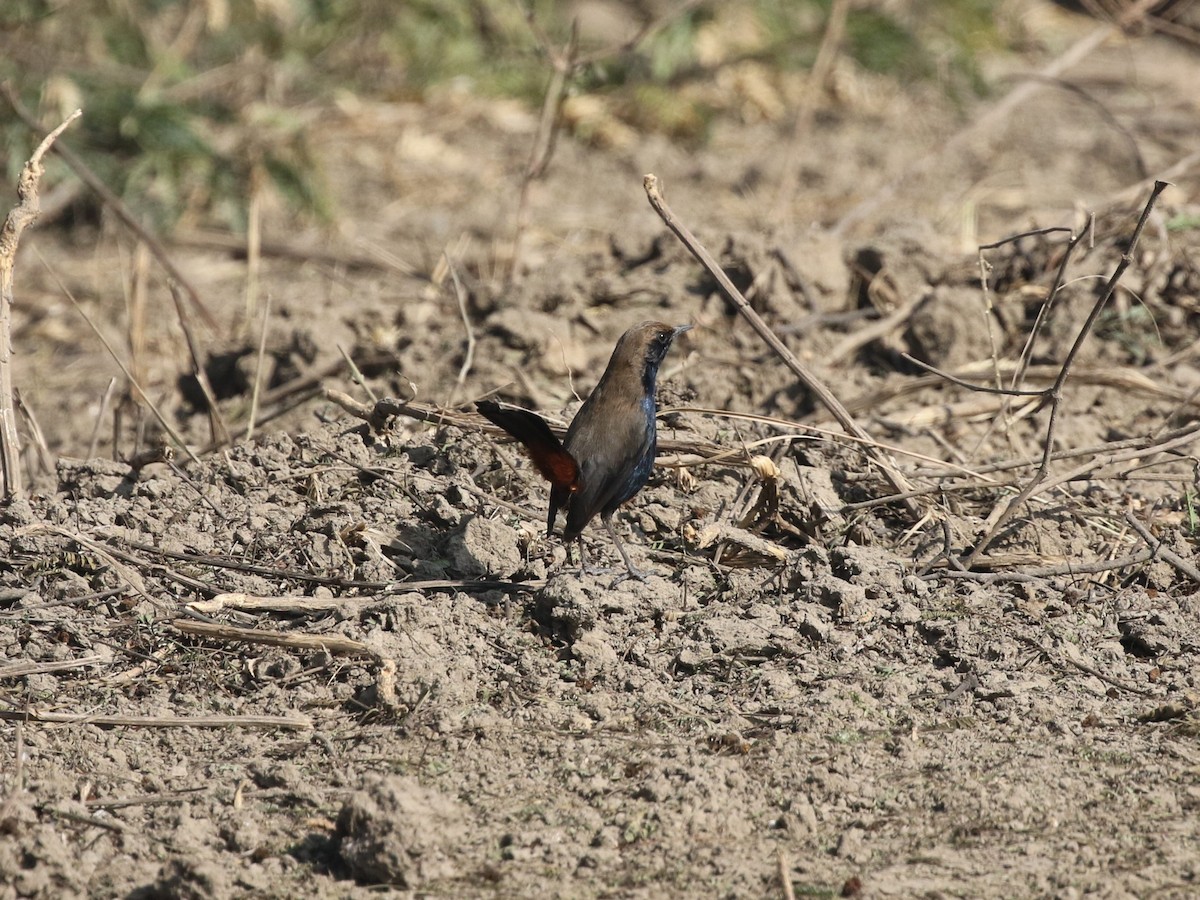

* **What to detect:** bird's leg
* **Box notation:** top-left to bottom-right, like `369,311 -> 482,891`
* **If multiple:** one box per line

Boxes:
567,538 -> 599,577
603,513 -> 649,584
574,538 -> 618,577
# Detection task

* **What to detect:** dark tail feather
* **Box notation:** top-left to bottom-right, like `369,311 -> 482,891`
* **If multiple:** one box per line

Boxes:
476,400 -> 579,493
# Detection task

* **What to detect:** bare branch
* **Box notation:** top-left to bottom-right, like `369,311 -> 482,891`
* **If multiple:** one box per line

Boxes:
1123,512 -> 1200,585
899,353 -> 1046,397
0,105 -> 81,499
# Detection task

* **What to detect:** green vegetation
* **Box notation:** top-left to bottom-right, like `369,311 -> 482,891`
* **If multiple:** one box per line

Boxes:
1166,212 -> 1200,232
1095,303 -> 1161,366
1,0 -> 1006,231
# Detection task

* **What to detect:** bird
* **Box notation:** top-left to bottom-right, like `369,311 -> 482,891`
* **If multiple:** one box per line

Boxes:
477,320 -> 691,581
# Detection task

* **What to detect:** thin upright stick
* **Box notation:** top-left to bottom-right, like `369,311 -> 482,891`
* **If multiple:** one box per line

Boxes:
772,0 -> 849,225
246,293 -> 273,442
0,107 -> 81,498
86,377 -> 118,459
508,18 -> 578,282
169,280 -> 231,446
446,254 -> 476,409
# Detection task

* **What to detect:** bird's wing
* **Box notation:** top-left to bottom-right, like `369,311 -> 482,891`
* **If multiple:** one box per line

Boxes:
476,401 -> 579,493
562,399 -> 654,538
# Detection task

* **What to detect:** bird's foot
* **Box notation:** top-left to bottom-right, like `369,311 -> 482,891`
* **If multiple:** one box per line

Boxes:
581,564 -> 619,577
608,564 -> 651,588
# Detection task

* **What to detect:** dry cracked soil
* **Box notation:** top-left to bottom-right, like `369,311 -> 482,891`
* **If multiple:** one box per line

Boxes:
3,3 -> 1200,898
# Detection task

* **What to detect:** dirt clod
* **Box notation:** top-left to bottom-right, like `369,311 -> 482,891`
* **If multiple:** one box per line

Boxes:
448,514 -> 523,578
335,775 -> 467,887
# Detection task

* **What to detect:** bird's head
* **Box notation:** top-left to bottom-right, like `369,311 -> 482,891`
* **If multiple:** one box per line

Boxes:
613,320 -> 692,377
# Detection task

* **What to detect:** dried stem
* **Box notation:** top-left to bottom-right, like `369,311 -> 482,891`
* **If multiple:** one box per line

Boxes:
13,390 -> 52,478
446,254 -> 476,408
0,655 -> 106,680
509,17 -> 578,281
169,280 -> 231,446
172,619 -> 376,657
246,292 -> 273,442
900,354 -> 1048,397
189,592 -> 386,615
935,551 -> 1155,582
86,377 -> 118,459
508,1 -> 702,281
0,106 -> 80,499
0,707 -> 309,730
977,226 -> 1075,250
37,252 -> 199,464
1006,216 -> 1094,395
1123,512 -> 1200,585
772,0 -> 850,225
826,293 -> 925,367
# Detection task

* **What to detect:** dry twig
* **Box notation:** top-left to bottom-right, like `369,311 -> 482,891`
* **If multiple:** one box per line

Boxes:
935,552 -> 1155,582
246,292 -> 273,441
0,707 -> 309,730
172,618 -> 376,657
193,351 -> 399,456
903,420 -> 1200,482
826,292 -> 927,367
189,593 -> 374,616
36,253 -> 199,464
508,2 -> 702,280
19,523 -> 172,611
778,850 -> 797,900
86,787 -> 208,810
772,0 -> 850,226
1020,635 -> 1155,697
13,389 -> 53,478
0,106 -> 80,498
87,377 -> 118,460
1123,512 -> 1200,585
446,254 -> 476,408
169,280 -> 231,446
0,655 -> 106,680
509,16 -> 578,281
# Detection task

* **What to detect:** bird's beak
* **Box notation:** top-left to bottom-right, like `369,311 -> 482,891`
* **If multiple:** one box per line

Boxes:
672,324 -> 693,339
